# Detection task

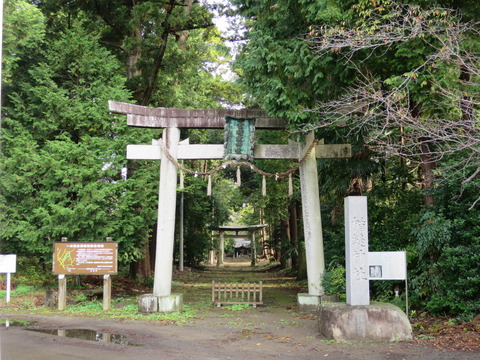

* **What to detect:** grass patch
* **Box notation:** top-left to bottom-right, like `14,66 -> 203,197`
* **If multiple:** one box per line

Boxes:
227,304 -> 251,311
60,300 -> 197,323
0,284 -> 36,297
279,319 -> 300,326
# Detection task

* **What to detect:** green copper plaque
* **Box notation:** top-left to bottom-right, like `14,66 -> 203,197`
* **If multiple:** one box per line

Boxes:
224,116 -> 256,161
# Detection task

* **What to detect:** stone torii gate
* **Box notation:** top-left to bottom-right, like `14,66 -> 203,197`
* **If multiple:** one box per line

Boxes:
109,101 -> 351,312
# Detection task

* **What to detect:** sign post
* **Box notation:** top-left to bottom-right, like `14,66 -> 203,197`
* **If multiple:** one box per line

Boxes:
103,237 -> 113,310
0,254 -> 17,303
58,237 -> 68,310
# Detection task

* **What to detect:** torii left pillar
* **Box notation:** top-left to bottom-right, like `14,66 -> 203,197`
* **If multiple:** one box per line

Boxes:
297,132 -> 325,312
138,127 -> 183,312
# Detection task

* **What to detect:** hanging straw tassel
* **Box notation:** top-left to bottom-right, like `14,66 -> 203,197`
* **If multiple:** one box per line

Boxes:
288,173 -> 293,196
179,169 -> 184,190
236,166 -> 241,187
207,175 -> 212,196
262,175 -> 267,196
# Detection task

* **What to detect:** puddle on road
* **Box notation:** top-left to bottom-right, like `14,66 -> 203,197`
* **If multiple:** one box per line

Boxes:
25,328 -> 140,346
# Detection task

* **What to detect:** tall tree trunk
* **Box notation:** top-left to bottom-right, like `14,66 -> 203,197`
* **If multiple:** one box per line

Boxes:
126,26 -> 143,78
177,0 -> 194,48
141,0 -> 177,105
129,235 -> 152,281
127,27 -> 144,102
141,30 -> 170,106
289,200 -> 299,271
419,140 -> 436,207
410,99 -> 436,207
297,241 -> 307,280
274,222 -> 282,263
280,218 -> 291,268
259,208 -> 267,258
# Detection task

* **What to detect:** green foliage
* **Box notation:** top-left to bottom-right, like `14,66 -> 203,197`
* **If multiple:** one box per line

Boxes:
179,176 -> 218,266
369,187 -> 423,251
74,292 -> 88,303
233,0 -> 352,124
412,210 -> 453,261
41,0 -> 242,107
426,245 -> 480,318
0,284 -> 35,298
0,17 -> 137,263
232,0 -> 480,319
64,300 -> 104,314
13,284 -> 35,296
1,1 -> 239,274
8,257 -> 52,287
2,0 -> 480,320
228,304 -> 251,311
321,266 -> 346,301
2,0 -> 46,88
224,237 -> 235,257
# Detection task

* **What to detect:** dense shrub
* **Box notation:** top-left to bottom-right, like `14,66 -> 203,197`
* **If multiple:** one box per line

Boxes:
426,245 -> 480,318
321,266 -> 346,301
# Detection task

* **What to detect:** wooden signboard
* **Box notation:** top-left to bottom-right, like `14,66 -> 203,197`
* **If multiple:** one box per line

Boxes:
53,242 -> 118,275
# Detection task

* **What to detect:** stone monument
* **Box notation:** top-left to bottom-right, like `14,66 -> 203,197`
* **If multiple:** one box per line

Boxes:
318,196 -> 412,341
345,196 -> 370,306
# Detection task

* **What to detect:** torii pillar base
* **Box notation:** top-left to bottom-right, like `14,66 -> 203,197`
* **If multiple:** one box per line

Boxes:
138,294 -> 183,313
297,293 -> 321,313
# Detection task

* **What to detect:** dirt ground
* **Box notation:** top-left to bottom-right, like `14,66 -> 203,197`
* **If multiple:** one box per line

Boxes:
1,258 -> 479,360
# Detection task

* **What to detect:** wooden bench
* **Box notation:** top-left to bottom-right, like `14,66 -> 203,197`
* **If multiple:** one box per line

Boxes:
212,281 -> 263,307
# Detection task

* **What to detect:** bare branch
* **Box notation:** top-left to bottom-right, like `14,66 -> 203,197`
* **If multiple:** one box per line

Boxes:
300,4 -> 480,195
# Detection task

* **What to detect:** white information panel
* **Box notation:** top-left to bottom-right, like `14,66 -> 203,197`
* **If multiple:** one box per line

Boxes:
368,251 -> 406,280
0,254 -> 17,273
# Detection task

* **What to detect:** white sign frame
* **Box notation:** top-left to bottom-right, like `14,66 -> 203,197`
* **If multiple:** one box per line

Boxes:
368,251 -> 407,280
0,254 -> 17,304
0,254 -> 17,273
368,250 -> 409,316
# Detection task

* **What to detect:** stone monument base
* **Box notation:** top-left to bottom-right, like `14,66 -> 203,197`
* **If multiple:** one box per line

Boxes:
138,293 -> 183,313
318,302 -> 412,341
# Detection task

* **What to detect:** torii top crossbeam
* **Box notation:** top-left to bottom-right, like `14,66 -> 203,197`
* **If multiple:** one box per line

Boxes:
109,101 -> 351,161
109,101 -> 286,129
217,224 -> 268,237
218,224 -> 267,232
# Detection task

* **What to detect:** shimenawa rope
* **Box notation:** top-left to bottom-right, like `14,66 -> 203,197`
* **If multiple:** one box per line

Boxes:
159,139 -> 319,179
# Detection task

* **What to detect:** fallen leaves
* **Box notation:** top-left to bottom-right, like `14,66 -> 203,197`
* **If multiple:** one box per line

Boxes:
412,316 -> 480,351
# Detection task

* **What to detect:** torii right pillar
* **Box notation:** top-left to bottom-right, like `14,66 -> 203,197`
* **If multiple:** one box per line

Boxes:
297,131 -> 325,312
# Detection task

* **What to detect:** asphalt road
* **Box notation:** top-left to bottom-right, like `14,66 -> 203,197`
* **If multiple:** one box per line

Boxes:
2,312 -> 479,360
